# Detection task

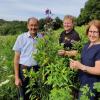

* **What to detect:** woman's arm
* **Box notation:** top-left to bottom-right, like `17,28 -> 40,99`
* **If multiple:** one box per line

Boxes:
70,60 -> 100,75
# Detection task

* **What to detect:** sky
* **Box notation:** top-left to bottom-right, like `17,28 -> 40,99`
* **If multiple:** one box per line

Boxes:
0,0 -> 88,21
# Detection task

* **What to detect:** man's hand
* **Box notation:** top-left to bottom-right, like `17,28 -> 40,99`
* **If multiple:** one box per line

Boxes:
15,77 -> 22,87
58,50 -> 65,56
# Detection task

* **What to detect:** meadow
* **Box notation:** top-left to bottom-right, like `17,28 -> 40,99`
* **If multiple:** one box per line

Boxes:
0,26 -> 100,100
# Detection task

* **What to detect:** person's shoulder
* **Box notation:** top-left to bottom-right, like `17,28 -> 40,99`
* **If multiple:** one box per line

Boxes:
83,42 -> 89,49
17,32 -> 27,40
60,30 -> 66,35
81,43 -> 87,52
71,29 -> 80,40
72,29 -> 79,34
95,44 -> 100,50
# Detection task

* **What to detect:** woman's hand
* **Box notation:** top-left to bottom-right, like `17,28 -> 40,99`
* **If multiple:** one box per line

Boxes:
70,59 -> 82,70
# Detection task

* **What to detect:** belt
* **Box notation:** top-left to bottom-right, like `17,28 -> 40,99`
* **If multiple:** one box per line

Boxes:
19,64 -> 40,72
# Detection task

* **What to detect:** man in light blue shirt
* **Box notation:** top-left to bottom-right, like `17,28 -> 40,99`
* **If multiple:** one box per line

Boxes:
13,32 -> 42,66
13,17 -> 42,100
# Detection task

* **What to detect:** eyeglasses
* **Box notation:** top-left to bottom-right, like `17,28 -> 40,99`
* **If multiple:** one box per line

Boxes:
88,30 -> 99,34
63,23 -> 72,25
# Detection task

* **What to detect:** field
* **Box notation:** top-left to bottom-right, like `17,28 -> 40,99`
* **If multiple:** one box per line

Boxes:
0,26 -> 100,100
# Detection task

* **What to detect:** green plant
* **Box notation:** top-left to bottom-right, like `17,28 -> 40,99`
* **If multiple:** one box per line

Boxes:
80,84 -> 94,100
27,27 -> 80,100
93,82 -> 100,92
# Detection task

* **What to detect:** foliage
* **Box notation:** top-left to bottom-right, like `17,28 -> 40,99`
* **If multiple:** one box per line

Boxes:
0,26 -> 100,99
0,20 -> 27,35
80,84 -> 94,100
49,86 -> 72,100
39,9 -> 62,32
27,27 -> 81,99
93,82 -> 100,92
28,25 -> 100,100
0,35 -> 18,99
0,17 -> 62,35
52,17 -> 63,30
77,0 -> 100,26
0,36 -> 16,81
39,18 -> 46,31
0,75 -> 17,100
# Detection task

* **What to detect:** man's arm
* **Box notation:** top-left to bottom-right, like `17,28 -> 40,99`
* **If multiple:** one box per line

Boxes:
64,50 -> 78,57
14,51 -> 22,87
58,49 -> 78,57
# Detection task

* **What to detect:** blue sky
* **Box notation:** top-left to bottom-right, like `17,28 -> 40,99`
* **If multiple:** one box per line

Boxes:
0,0 -> 87,21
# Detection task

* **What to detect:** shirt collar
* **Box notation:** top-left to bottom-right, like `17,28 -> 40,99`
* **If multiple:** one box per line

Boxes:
27,32 -> 38,39
65,29 -> 74,35
27,32 -> 31,38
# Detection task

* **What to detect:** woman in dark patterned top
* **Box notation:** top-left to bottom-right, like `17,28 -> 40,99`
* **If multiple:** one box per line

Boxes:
70,20 -> 100,100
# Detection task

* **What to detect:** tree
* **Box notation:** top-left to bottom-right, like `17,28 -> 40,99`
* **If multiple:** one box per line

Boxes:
0,20 -> 27,35
52,17 -> 62,30
77,0 -> 100,26
39,18 -> 45,31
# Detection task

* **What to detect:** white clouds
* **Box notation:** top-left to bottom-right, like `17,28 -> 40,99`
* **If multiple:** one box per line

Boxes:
0,0 -> 87,21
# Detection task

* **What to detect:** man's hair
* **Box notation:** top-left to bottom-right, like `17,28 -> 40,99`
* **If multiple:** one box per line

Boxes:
63,15 -> 74,23
86,20 -> 100,35
27,17 -> 39,24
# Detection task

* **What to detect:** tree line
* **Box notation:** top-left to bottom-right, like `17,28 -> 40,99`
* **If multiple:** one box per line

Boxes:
0,0 -> 99,35
0,17 -> 62,35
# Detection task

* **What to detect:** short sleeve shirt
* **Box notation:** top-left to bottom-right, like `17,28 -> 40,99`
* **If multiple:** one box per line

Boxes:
79,42 -> 100,86
59,29 -> 80,49
13,32 -> 42,67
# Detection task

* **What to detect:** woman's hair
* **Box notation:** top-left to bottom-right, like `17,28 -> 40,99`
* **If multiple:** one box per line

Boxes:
63,15 -> 74,23
86,20 -> 100,35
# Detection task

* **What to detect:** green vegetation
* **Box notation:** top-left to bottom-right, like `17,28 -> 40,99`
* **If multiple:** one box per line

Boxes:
0,17 -> 62,36
77,0 -> 100,25
25,27 -> 100,100
0,35 -> 17,99
0,25 -> 100,100
0,0 -> 100,98
0,20 -> 27,35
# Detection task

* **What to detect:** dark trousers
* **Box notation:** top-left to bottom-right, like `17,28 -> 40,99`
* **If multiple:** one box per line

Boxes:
17,64 -> 40,100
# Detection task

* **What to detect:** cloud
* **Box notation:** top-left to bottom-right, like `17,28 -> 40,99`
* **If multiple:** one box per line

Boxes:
0,0 -> 87,21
